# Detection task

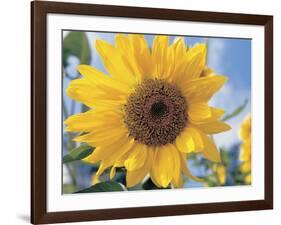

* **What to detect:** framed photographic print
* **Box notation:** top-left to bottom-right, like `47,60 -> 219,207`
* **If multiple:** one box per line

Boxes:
31,1 -> 273,224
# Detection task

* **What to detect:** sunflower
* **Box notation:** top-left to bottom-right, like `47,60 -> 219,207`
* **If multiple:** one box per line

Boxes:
213,164 -> 226,185
239,115 -> 251,184
65,34 -> 231,188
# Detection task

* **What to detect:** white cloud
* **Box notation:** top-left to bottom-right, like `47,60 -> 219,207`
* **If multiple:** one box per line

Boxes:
207,39 -> 227,73
211,83 -> 251,149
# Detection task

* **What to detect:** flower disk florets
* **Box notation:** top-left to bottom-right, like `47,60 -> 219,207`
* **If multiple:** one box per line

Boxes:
124,79 -> 187,147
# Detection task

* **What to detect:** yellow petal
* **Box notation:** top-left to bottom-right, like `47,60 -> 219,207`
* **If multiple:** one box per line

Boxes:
164,46 -> 176,79
109,166 -> 116,180
240,141 -> 251,161
115,34 -> 143,81
92,160 -> 111,184
77,64 -> 107,82
164,38 -> 188,79
66,78 -> 126,108
102,138 -> 135,167
95,39 -> 136,85
114,151 -> 131,167
128,34 -> 153,78
171,145 -> 183,188
200,66 -> 215,77
161,37 -> 186,80
77,64 -> 130,94
110,150 -> 133,180
64,110 -> 96,132
215,164 -> 226,185
65,108 -> 124,133
199,131 -> 221,162
65,112 -> 124,137
181,75 -> 228,103
241,161 -> 251,173
66,78 -> 97,107
172,173 -> 183,188
179,43 -> 207,82
73,117 -> 127,142
188,102 -> 212,122
166,38 -> 185,78
210,107 -> 225,119
179,152 -> 203,182
186,43 -> 207,77
195,121 -> 231,134
239,115 -> 251,140
175,127 -> 204,153
172,37 -> 187,62
150,145 -> 174,188
190,107 -> 225,124
74,127 -> 125,143
151,35 -> 169,79
124,144 -> 148,171
126,148 -> 154,187
83,135 -> 133,164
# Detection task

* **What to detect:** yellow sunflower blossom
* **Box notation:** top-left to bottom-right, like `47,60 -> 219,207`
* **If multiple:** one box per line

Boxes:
214,164 -> 226,185
204,163 -> 226,187
239,115 -> 251,184
65,34 -> 231,188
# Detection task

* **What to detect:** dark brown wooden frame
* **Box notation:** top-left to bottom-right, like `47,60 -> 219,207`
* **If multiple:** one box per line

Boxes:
31,1 -> 273,224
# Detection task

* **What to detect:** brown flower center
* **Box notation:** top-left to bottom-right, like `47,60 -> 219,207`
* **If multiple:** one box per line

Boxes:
123,79 -> 187,147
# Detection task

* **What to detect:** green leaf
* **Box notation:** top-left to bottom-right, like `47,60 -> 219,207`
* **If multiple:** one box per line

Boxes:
63,184 -> 77,194
76,181 -> 126,193
63,31 -> 91,66
63,144 -> 94,163
222,99 -> 248,121
142,178 -> 171,190
220,149 -> 230,165
203,174 -> 218,186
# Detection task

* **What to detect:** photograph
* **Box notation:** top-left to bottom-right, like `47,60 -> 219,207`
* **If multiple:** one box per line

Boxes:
62,31 -> 252,193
